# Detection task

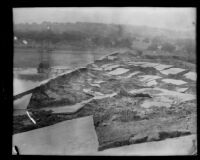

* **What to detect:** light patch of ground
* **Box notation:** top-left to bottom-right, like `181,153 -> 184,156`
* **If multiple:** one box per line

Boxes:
97,134 -> 196,155
162,79 -> 187,85
14,93 -> 32,110
83,88 -> 92,93
140,62 -> 159,68
141,94 -> 174,108
156,88 -> 195,102
93,80 -> 105,84
93,92 -> 104,96
129,88 -> 164,95
107,68 -> 129,75
138,75 -> 162,82
129,88 -> 195,103
100,63 -> 113,69
90,83 -> 101,88
107,56 -> 117,60
91,64 -> 98,67
104,64 -> 120,71
12,116 -> 99,155
123,71 -> 141,79
153,64 -> 173,71
141,101 -> 171,108
176,88 -> 188,93
146,80 -> 158,87
83,88 -> 103,96
160,68 -> 185,75
127,62 -> 172,71
93,93 -> 117,100
184,72 -> 196,81
128,62 -> 147,66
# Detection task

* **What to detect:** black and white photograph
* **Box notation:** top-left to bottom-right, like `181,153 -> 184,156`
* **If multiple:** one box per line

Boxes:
12,7 -> 197,155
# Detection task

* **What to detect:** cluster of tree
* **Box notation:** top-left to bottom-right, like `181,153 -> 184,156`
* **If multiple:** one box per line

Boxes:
175,38 -> 196,55
161,42 -> 176,53
14,22 -> 195,52
148,37 -> 176,53
148,36 -> 195,55
14,29 -> 134,49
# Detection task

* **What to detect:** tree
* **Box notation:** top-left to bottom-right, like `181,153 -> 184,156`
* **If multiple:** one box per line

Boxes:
161,42 -> 176,53
148,43 -> 158,51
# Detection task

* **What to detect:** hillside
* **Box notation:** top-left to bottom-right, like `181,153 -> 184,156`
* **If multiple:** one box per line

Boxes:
14,22 -> 195,56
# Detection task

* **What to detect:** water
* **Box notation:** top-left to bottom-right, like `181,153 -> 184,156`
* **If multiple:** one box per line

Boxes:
13,49 -> 114,114
13,48 -> 116,93
14,49 -> 108,93
13,78 -> 40,95
14,49 -> 112,68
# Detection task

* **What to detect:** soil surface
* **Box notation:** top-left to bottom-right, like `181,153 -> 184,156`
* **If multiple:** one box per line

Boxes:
13,50 -> 197,152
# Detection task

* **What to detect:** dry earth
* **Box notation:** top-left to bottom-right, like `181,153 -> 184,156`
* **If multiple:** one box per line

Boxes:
13,50 -> 197,153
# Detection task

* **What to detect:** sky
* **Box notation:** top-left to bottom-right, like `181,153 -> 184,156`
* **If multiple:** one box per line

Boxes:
13,7 -> 196,31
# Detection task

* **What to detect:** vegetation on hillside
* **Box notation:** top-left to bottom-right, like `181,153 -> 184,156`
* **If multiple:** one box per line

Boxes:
14,22 -> 195,51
